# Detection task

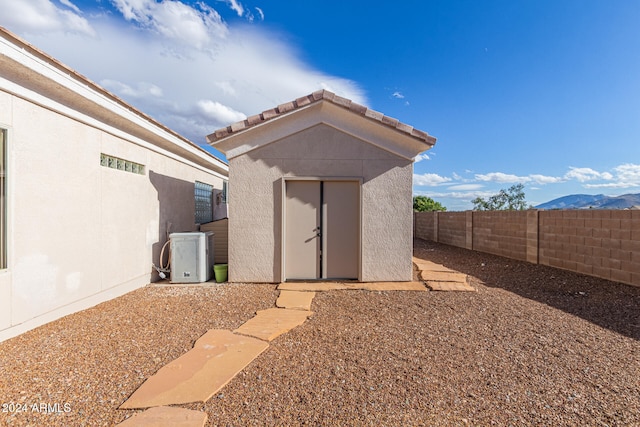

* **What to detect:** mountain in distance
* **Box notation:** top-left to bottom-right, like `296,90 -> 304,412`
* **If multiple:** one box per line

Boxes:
536,193 -> 640,210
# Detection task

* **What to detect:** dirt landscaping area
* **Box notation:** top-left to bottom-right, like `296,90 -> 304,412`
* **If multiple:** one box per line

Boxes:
1,239 -> 638,426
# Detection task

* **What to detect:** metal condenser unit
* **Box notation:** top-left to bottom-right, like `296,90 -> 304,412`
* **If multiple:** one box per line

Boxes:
169,232 -> 214,283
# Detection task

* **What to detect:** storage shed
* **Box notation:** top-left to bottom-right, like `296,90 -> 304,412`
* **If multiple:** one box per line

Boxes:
207,90 -> 435,283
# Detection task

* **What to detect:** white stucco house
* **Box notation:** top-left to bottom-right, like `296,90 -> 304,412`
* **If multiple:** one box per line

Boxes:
207,90 -> 435,283
0,27 -> 228,342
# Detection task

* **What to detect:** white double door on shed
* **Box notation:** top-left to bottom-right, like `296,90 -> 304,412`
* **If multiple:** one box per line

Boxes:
285,180 -> 360,280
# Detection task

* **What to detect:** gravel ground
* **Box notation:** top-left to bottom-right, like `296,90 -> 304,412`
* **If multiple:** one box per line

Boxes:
1,239 -> 639,426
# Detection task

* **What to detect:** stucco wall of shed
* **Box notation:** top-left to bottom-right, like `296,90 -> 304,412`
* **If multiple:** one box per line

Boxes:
228,123 -> 413,283
0,89 -> 226,342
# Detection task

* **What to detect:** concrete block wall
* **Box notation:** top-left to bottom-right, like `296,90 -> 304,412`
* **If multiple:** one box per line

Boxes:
414,210 -> 640,287
437,212 -> 466,247
539,210 -> 640,285
414,211 -> 435,241
473,211 -> 528,261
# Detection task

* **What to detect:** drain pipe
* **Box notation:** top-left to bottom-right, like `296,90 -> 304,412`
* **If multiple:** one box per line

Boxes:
152,239 -> 171,279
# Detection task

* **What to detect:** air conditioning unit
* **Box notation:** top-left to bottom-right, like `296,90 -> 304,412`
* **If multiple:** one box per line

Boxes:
170,232 -> 214,283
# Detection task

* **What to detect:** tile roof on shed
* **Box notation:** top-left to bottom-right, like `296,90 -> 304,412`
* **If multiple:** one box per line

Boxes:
206,90 -> 436,146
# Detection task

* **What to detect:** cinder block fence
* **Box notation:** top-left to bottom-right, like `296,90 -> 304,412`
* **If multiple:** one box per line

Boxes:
414,210 -> 640,287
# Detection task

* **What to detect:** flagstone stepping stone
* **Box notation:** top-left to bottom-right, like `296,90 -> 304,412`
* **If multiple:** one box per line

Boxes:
119,329 -> 269,409
278,282 -> 427,292
419,270 -> 468,283
276,290 -> 316,310
278,282 -> 350,291
116,406 -> 207,427
234,308 -> 313,341
413,259 -> 454,272
425,280 -> 476,292
360,281 -> 427,291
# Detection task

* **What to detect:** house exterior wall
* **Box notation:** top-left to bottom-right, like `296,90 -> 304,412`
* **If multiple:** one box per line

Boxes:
0,55 -> 227,342
228,124 -> 413,282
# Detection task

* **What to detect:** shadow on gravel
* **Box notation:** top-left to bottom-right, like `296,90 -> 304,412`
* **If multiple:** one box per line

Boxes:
414,238 -> 640,341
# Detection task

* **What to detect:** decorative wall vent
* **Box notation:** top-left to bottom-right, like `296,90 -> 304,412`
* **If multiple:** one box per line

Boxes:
100,154 -> 145,175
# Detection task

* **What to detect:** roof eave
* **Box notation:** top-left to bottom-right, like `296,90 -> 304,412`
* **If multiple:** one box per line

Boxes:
206,89 -> 436,152
208,100 -> 435,161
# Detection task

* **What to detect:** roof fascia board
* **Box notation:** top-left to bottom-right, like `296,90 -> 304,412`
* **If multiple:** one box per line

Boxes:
213,101 -> 433,160
0,32 -> 228,176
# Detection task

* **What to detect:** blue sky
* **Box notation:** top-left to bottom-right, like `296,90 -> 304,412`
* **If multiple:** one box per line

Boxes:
1,0 -> 639,210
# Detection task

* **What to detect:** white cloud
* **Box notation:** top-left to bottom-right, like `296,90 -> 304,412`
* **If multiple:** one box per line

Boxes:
583,182 -> 628,189
101,80 -> 164,99
413,173 -> 452,186
255,7 -> 265,20
583,163 -> 640,189
613,163 -> 640,185
110,0 -> 228,49
0,0 -> 95,36
474,172 -> 562,185
474,172 -> 529,183
453,191 -> 496,200
215,81 -> 237,97
414,153 -> 430,162
196,100 -> 246,124
473,165 -> 638,189
59,0 -> 81,13
447,184 -> 484,191
415,188 -> 518,211
392,91 -> 404,99
528,174 -> 563,184
441,164 -> 640,202
564,167 -> 613,182
5,3 -> 366,143
224,0 -> 244,17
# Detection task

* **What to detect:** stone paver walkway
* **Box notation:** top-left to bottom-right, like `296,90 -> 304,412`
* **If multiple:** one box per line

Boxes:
413,259 -> 455,272
120,329 -> 269,409
117,290 -> 318,425
278,281 -> 427,292
117,406 -> 207,427
413,256 -> 476,292
276,290 -> 316,310
419,270 -> 469,283
234,308 -> 314,341
116,257 -> 471,425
